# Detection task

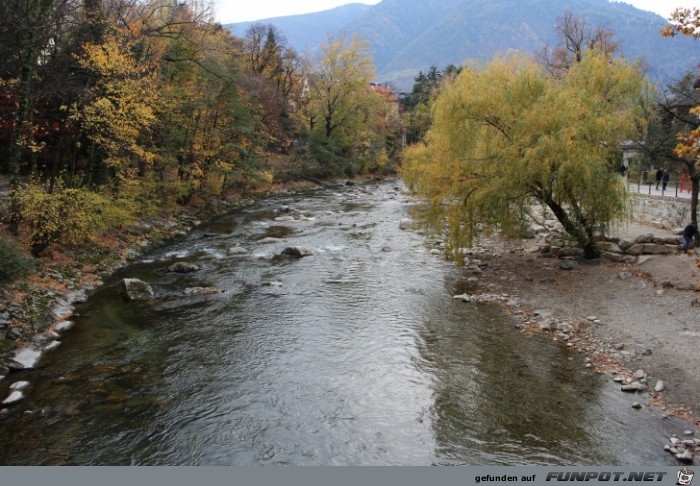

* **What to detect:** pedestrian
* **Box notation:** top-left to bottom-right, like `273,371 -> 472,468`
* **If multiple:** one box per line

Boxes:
655,167 -> 663,189
683,222 -> 697,252
618,163 -> 627,176
661,168 -> 670,192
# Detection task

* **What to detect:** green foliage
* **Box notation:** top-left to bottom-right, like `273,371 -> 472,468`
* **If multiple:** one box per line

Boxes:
0,236 -> 36,284
11,178 -> 140,256
402,50 -> 651,259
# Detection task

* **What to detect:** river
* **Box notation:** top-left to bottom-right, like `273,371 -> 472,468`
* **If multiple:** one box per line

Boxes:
0,180 -> 681,465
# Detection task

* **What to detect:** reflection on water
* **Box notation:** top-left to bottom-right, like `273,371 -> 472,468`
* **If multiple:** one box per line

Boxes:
0,181 -> 682,465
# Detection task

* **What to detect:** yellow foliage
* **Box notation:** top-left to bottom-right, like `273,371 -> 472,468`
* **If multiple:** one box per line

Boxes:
402,51 -> 650,259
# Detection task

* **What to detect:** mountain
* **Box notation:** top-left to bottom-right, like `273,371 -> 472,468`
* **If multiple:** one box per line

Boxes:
227,3 -> 373,55
226,0 -> 700,92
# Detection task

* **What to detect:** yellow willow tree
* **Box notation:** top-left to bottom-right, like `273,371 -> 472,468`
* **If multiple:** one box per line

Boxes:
401,51 -> 651,260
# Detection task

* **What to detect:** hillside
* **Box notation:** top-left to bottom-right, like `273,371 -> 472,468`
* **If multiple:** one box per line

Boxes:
226,0 -> 700,91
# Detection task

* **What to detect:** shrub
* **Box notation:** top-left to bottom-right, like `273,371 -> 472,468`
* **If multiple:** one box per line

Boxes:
0,236 -> 36,284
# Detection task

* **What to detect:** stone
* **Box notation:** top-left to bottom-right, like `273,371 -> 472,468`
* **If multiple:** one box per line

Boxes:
10,348 -> 42,370
625,244 -> 645,255
399,218 -> 413,230
2,391 -> 24,405
44,341 -> 61,352
281,246 -> 313,257
634,233 -> 655,244
617,271 -> 633,280
676,450 -> 694,463
621,382 -> 648,392
256,237 -> 284,244
633,369 -> 646,380
262,281 -> 283,287
558,259 -> 579,270
632,402 -> 642,409
168,262 -> 200,273
184,287 -> 222,296
54,321 -> 74,333
684,430 -> 695,436
10,381 -> 29,391
622,255 -> 637,264
227,247 -> 248,255
121,278 -> 155,301
602,252 -> 624,262
598,241 -> 622,253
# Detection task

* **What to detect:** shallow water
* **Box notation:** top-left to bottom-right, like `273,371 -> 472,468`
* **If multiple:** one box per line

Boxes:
0,180 -> 682,465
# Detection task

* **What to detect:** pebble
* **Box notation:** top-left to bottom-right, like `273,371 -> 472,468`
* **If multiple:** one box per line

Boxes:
2,391 -> 24,405
654,381 -> 665,392
632,402 -> 642,409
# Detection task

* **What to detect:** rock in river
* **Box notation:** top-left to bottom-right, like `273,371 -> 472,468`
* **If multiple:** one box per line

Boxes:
121,278 -> 155,301
281,246 -> 313,257
168,262 -> 200,273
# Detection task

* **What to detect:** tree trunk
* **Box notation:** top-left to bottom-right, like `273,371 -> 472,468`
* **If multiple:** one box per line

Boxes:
545,197 -> 601,259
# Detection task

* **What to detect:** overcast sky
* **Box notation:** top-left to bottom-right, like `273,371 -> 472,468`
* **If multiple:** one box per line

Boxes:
214,0 -> 699,24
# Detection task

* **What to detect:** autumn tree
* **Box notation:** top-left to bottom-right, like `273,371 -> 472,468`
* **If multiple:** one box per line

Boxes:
661,6 -> 700,228
299,35 -> 390,176
539,11 -> 620,78
401,51 -> 650,259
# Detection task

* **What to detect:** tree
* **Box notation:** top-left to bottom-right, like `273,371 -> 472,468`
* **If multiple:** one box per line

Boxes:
539,11 -> 620,78
300,35 -> 389,176
662,7 -> 700,228
401,51 -> 650,260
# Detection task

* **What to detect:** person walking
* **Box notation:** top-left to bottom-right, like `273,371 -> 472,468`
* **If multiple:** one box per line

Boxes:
655,167 -> 663,189
661,168 -> 670,192
683,222 -> 697,252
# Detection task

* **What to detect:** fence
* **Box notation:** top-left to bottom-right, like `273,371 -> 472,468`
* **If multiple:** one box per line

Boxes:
626,171 -> 693,199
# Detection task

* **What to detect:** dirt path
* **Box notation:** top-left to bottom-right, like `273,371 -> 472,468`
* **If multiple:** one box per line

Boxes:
477,222 -> 700,429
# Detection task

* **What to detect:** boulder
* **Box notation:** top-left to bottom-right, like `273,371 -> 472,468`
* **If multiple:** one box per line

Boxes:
168,262 -> 200,273
281,246 -> 313,257
597,241 -> 622,253
558,259 -> 579,270
625,244 -> 645,255
633,233 -> 655,244
642,244 -> 675,255
399,218 -> 413,230
617,239 -> 634,251
602,252 -> 624,262
121,278 -> 155,301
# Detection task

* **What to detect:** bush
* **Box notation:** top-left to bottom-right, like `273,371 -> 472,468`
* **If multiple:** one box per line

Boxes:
0,236 -> 36,284
11,178 -> 142,256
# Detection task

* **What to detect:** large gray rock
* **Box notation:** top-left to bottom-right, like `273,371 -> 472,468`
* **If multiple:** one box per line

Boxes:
642,244 -> 676,255
625,244 -> 645,255
558,259 -> 579,270
602,252 -> 624,262
597,241 -> 622,253
281,246 -> 313,257
634,233 -> 655,244
121,278 -> 155,301
168,262 -> 200,273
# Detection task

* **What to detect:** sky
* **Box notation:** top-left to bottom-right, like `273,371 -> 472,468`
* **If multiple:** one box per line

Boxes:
214,0 -> 699,24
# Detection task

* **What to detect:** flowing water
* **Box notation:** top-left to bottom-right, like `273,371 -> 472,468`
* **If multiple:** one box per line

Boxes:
0,180 -> 682,465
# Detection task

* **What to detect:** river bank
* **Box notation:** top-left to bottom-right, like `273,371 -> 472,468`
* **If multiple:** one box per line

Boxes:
451,222 -> 700,462
0,177 -> 333,400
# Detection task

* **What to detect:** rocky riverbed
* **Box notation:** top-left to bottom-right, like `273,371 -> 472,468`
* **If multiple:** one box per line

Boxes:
443,219 -> 700,463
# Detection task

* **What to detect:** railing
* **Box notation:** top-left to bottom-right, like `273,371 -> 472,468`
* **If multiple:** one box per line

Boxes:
625,171 -> 693,199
